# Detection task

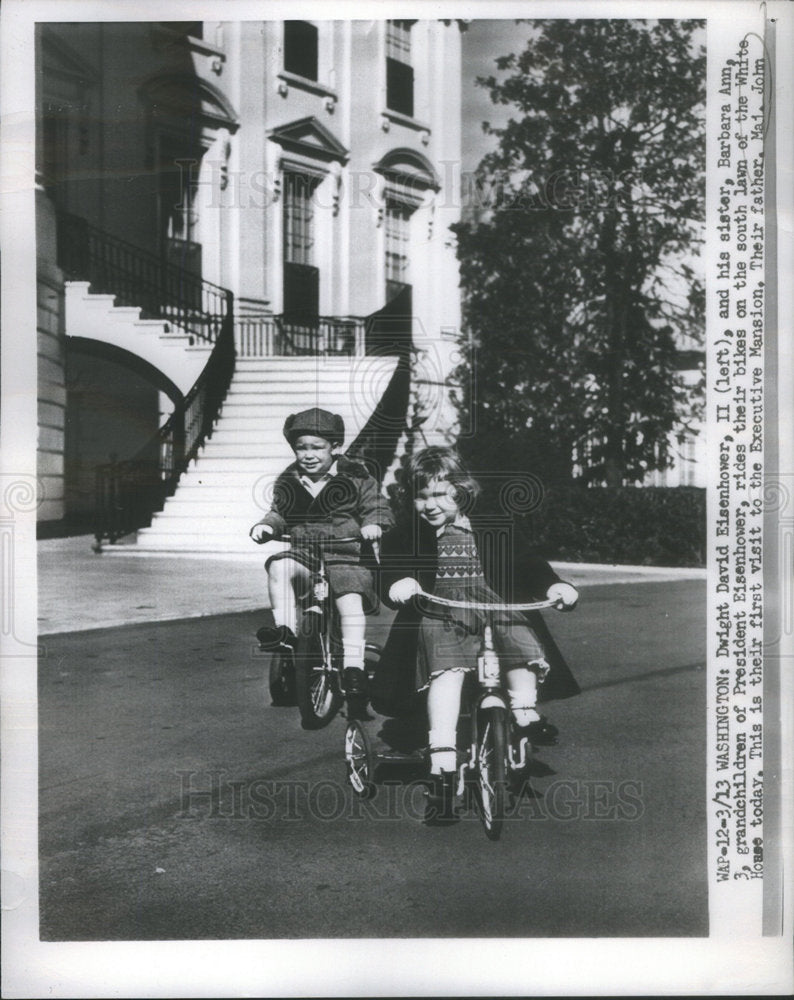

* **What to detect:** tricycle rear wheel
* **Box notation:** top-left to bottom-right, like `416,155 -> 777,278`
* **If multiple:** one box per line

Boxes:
344,720 -> 376,798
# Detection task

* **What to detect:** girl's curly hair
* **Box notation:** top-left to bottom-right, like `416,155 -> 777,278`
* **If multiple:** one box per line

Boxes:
392,446 -> 481,518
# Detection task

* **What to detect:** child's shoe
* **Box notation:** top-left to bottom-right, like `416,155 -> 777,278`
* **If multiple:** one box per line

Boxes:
518,715 -> 559,747
424,771 -> 460,826
343,668 -> 370,720
342,666 -> 368,698
256,624 -> 298,650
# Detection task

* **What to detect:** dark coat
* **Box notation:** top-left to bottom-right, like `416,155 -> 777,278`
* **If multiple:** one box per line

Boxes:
371,513 -> 580,716
254,456 -> 394,561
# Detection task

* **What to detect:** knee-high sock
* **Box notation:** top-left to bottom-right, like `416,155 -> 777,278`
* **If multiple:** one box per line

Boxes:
506,666 -> 540,727
268,559 -> 305,635
336,592 -> 366,670
427,670 -> 466,774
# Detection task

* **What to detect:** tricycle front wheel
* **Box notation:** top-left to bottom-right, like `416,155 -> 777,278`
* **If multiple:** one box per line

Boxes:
475,705 -> 509,841
294,611 -> 342,729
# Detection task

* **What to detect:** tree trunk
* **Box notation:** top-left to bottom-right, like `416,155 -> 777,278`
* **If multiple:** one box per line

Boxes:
601,199 -> 626,488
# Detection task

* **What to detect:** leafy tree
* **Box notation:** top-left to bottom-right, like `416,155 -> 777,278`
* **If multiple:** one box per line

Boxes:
452,19 -> 705,487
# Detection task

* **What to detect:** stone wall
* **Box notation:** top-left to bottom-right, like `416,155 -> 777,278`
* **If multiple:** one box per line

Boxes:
36,186 -> 65,523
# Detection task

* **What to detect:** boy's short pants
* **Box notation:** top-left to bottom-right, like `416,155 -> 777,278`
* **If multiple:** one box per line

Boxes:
265,550 -> 379,615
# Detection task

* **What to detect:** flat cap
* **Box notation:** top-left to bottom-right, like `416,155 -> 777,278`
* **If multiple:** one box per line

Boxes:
283,407 -> 345,446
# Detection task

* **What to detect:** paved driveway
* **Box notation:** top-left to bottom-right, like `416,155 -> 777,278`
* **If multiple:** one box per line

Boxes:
38,578 -> 707,941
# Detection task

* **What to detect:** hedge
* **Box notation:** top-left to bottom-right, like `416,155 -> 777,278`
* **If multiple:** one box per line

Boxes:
519,486 -> 706,568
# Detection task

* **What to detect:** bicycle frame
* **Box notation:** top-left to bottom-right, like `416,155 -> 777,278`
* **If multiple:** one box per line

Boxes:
278,534 -> 378,728
414,589 -> 558,837
459,621 -> 531,794
343,587 -> 561,837
279,531 -> 357,610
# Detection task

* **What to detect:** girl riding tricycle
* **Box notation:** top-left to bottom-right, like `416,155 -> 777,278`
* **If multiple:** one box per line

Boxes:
353,446 -> 580,834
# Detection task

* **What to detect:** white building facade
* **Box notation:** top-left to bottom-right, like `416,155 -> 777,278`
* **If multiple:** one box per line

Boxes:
37,19 -> 464,546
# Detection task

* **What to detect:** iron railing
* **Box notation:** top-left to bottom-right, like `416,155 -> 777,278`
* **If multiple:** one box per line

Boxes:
57,211 -> 230,344
235,282 -> 414,358
236,314 -> 366,357
93,295 -> 235,545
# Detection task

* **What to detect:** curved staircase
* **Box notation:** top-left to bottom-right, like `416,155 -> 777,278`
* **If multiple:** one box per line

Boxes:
127,354 -> 399,555
65,281 -> 212,395
56,214 -> 402,557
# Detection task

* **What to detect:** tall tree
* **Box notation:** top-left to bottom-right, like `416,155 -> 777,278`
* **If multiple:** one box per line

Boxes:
452,19 -> 705,487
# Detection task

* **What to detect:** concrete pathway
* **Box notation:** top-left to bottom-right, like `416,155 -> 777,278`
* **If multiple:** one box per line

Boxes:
37,535 -> 705,635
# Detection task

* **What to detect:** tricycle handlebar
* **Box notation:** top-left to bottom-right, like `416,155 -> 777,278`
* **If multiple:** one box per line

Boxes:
279,534 -> 361,545
413,589 -> 559,612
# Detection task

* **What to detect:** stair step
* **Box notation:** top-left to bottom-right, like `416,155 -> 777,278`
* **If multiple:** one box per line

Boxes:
232,364 -> 357,373
110,306 -> 143,319
196,449 -> 292,461
199,436 -> 293,449
226,372 -> 371,386
226,380 -> 362,391
146,503 -> 272,520
193,450 -> 333,461
175,479 -> 283,492
232,366 -> 391,378
197,445 -> 293,458
156,502 -> 267,518
223,388 -> 362,396
133,319 -> 170,332
182,462 -> 287,475
159,489 -> 271,503
159,332 -> 193,343
203,421 -> 293,431
218,400 -> 362,412
176,469 -> 275,482
221,396 -> 362,408
198,447 -> 293,462
79,293 -> 118,307
202,433 -> 297,445
233,359 -> 397,371
202,427 -> 284,439
117,350 -> 400,553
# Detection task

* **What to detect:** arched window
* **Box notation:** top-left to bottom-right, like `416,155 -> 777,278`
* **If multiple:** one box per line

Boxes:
373,147 -> 440,198
375,148 -> 439,306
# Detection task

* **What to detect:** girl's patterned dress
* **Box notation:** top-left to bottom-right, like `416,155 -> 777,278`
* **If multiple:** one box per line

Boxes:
415,522 -> 546,691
